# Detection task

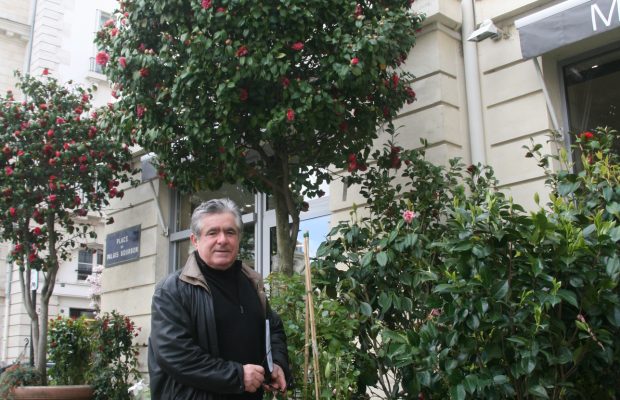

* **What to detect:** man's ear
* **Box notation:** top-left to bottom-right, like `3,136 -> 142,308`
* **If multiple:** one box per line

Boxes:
190,233 -> 198,248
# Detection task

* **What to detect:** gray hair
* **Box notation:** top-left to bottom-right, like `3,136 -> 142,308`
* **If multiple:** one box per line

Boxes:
190,198 -> 243,238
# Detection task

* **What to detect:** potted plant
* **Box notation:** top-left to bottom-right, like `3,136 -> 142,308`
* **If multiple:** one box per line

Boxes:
5,312 -> 141,399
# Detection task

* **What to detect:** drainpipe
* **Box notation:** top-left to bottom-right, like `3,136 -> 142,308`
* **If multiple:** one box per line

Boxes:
24,0 -> 38,74
2,259 -> 13,363
461,0 -> 487,165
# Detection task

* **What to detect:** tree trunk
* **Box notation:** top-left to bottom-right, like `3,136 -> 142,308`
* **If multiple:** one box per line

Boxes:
272,188 -> 300,276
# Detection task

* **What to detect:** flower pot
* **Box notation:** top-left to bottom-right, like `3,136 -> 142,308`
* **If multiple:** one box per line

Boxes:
11,385 -> 94,399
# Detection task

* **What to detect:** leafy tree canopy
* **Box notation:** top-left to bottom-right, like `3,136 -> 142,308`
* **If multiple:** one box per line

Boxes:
96,0 -> 423,272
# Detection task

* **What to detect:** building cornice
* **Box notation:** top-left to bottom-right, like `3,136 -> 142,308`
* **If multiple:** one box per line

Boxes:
0,17 -> 30,41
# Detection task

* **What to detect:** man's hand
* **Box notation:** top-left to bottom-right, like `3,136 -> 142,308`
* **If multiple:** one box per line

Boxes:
243,364 -> 265,393
264,364 -> 287,393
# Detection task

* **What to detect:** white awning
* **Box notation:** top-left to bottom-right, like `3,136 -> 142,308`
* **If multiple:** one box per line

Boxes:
515,0 -> 620,59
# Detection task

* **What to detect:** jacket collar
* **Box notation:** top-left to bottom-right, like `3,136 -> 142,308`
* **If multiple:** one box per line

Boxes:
179,252 -> 267,314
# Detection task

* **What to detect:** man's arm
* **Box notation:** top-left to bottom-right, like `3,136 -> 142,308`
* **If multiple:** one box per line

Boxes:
150,278 -> 246,394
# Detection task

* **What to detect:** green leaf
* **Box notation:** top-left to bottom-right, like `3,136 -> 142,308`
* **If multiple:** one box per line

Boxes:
528,384 -> 549,399
361,251 -> 373,268
376,251 -> 388,267
557,289 -> 578,308
493,375 -> 508,385
449,384 -> 466,400
378,292 -> 392,312
493,280 -> 509,300
360,302 -> 372,317
607,305 -> 620,327
557,181 -> 580,196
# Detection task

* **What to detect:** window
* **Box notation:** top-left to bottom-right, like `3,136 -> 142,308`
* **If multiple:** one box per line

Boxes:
69,308 -> 96,319
91,10 -> 111,74
77,249 -> 102,280
563,46 -> 620,167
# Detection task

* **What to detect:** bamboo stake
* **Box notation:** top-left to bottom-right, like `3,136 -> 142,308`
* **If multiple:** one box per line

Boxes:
303,232 -> 321,400
303,292 -> 310,399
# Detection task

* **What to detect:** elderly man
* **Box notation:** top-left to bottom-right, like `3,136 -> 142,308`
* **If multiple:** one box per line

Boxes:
148,198 -> 290,399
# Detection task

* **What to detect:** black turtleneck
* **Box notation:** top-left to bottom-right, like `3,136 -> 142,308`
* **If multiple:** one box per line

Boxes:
196,253 -> 265,399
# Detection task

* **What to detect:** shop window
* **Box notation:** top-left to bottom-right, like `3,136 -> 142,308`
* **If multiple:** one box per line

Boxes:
563,47 -> 620,167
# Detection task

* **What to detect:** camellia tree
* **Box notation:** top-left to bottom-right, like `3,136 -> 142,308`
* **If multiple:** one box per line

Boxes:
95,0 -> 423,273
0,71 -> 137,383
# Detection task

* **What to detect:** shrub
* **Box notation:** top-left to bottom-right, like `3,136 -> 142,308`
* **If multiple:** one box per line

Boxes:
48,316 -> 92,385
268,272 -> 360,399
315,128 -> 620,399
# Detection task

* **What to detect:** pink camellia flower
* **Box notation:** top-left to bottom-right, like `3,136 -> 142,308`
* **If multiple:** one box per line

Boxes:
47,194 -> 57,203
350,57 -> 359,65
5,166 -> 13,176
239,88 -> 248,101
55,117 -> 65,125
403,210 -> 416,224
96,51 -> 110,66
291,42 -> 304,51
103,18 -> 115,28
119,56 -> 127,68
139,67 -> 150,77
286,108 -> 295,122
201,0 -> 212,9
42,68 -> 49,75
235,45 -> 248,57
216,7 -> 226,13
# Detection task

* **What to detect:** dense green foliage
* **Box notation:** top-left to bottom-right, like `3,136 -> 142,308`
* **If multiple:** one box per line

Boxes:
48,317 -> 92,385
268,272 -> 360,399
94,0 -> 423,273
314,128 -> 620,399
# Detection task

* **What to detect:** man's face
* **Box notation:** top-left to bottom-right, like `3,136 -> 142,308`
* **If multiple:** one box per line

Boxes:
190,212 -> 240,270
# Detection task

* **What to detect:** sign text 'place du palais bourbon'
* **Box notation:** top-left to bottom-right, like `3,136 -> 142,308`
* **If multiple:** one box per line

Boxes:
105,225 -> 141,267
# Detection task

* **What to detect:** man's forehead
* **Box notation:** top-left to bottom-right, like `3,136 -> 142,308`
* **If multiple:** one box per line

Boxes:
201,213 -> 238,230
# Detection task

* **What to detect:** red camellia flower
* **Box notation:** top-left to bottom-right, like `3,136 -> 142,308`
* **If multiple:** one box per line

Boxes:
201,0 -> 212,9
9,207 -> 16,217
235,45 -> 248,57
139,67 -> 150,77
239,88 -> 248,101
39,103 -> 47,110
405,86 -> 416,104
55,117 -> 65,125
580,131 -> 594,141
13,243 -> 23,253
32,227 -> 42,236
42,68 -> 49,75
354,4 -> 363,17
48,194 -> 57,203
47,129 -> 54,138
291,42 -> 304,51
391,73 -> 399,88
350,57 -> 359,65
74,105 -> 83,115
281,77 -> 290,88
95,51 -> 110,66
119,56 -> 127,68
5,166 -> 13,176
136,105 -> 145,119
216,7 -> 226,13
110,27 -> 119,36
286,108 -> 295,121
103,18 -> 115,28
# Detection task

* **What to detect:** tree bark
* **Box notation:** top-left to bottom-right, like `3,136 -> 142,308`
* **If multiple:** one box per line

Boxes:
272,188 -> 300,276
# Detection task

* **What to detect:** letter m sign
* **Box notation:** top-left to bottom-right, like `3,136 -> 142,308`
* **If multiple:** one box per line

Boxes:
591,0 -> 620,31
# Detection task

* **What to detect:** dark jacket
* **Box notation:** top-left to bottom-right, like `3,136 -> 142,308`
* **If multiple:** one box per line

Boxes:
148,252 -> 290,400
